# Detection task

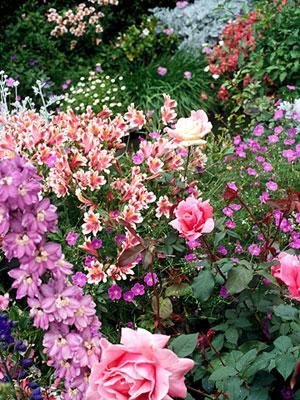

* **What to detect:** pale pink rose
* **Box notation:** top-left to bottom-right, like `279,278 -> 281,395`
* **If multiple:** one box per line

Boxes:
170,196 -> 214,240
168,110 -> 212,147
271,252 -> 300,300
0,293 -> 10,311
86,327 -> 194,400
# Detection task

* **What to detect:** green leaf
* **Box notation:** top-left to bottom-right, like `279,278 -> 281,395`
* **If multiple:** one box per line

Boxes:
209,366 -> 238,381
247,388 -> 269,400
165,283 -> 192,298
274,304 -> 298,321
276,354 -> 295,380
236,349 -> 257,373
170,333 -> 198,357
151,297 -> 173,320
186,394 -> 195,400
274,336 -> 292,353
192,270 -> 215,302
225,267 -> 253,294
225,327 -> 239,344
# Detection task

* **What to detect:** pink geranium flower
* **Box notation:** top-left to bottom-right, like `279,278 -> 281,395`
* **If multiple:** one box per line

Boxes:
86,328 -> 194,400
170,197 -> 214,240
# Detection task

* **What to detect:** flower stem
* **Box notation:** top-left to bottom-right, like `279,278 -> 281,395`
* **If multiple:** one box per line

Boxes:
184,146 -> 192,179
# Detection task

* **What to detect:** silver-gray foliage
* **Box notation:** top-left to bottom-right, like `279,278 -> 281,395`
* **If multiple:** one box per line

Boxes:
151,0 -> 252,51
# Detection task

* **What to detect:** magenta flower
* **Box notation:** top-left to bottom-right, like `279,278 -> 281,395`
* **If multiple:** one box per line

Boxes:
282,149 -> 297,162
176,1 -> 189,8
259,192 -> 269,203
219,287 -> 229,298
8,268 -> 41,299
163,27 -> 174,35
262,162 -> 273,172
266,181 -> 278,191
253,125 -> 264,136
123,290 -> 135,302
287,85 -> 296,90
108,284 -> 122,300
144,272 -> 158,286
72,272 -> 87,287
5,77 -> 16,87
187,239 -> 200,249
274,109 -> 284,120
225,220 -> 236,229
185,253 -> 196,261
184,71 -> 192,80
132,152 -> 144,165
248,244 -> 261,256
91,239 -> 102,249
131,283 -> 145,296
66,232 -> 79,246
222,207 -> 234,217
157,66 -> 167,76
247,168 -> 257,176
268,135 -> 279,143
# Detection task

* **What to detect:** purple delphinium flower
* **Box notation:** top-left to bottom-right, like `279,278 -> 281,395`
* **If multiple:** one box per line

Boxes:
66,232 -> 78,246
91,239 -> 102,249
72,272 -> 87,287
248,244 -> 261,256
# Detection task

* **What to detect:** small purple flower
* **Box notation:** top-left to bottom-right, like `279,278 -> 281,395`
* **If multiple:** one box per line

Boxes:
274,109 -> 284,120
287,85 -> 296,90
253,125 -> 264,136
185,253 -> 196,261
132,152 -> 144,165
225,220 -> 236,229
235,241 -> 243,254
259,191 -> 269,203
183,71 -> 192,80
149,131 -> 160,139
262,162 -> 273,172
84,255 -> 96,267
163,27 -> 174,35
268,135 -> 279,143
115,234 -> 126,246
219,287 -> 229,298
66,232 -> 78,246
222,207 -> 234,217
45,154 -> 57,167
5,77 -> 16,87
282,149 -> 296,162
256,156 -> 265,163
247,168 -> 257,176
218,246 -> 227,256
123,290 -> 135,302
248,244 -> 261,256
127,321 -> 133,328
187,239 -> 200,249
108,284 -> 122,300
72,272 -> 87,287
274,126 -> 283,134
131,283 -> 145,296
176,1 -> 189,8
227,182 -> 238,191
266,181 -> 278,191
91,239 -> 102,249
263,278 -> 271,286
157,67 -> 167,76
229,203 -> 241,211
144,272 -> 158,287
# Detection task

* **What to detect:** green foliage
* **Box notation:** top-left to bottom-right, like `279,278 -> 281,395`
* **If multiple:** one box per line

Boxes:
123,51 -> 216,123
117,17 -> 178,64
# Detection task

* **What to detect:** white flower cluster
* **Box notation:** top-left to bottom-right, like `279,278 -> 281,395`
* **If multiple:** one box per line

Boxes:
62,71 -> 126,113
151,0 -> 252,51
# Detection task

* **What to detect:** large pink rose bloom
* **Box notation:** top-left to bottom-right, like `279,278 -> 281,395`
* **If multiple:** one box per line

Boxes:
168,110 -> 212,147
86,328 -> 194,400
170,197 -> 214,240
271,252 -> 300,300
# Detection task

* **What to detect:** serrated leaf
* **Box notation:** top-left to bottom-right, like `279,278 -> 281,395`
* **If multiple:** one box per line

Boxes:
170,333 -> 198,357
225,267 -> 253,294
209,366 -> 238,381
192,270 -> 215,302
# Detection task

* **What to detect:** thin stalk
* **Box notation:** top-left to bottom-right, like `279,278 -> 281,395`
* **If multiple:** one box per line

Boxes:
184,146 -> 192,179
187,385 -> 214,399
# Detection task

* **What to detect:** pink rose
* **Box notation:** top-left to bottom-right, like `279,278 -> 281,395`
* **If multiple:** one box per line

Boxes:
271,252 -> 300,300
86,328 -> 194,400
0,293 -> 9,311
168,110 -> 212,147
170,196 -> 214,240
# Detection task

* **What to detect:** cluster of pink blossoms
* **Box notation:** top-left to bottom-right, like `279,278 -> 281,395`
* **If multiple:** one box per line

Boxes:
47,0 -> 118,47
0,155 -> 102,400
